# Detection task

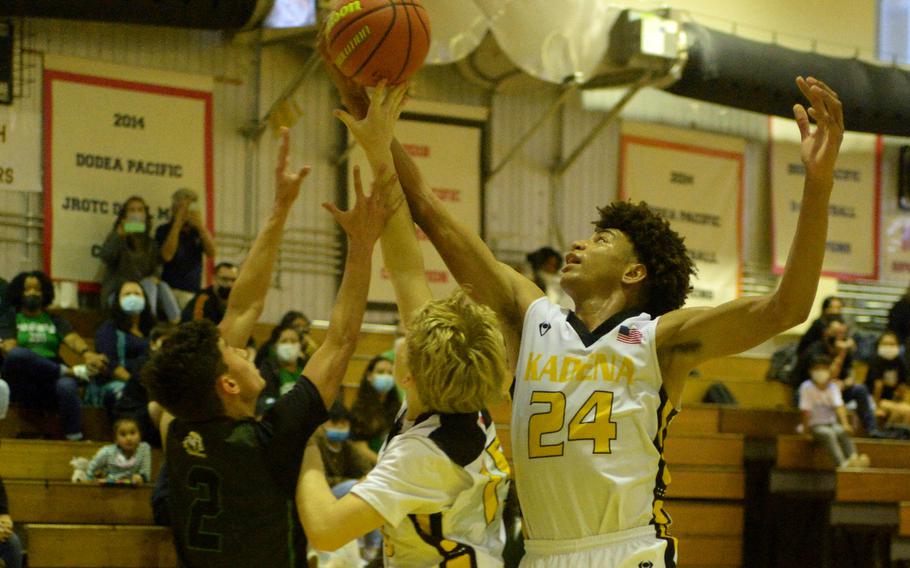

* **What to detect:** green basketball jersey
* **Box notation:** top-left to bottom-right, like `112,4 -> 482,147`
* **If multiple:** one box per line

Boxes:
166,377 -> 328,568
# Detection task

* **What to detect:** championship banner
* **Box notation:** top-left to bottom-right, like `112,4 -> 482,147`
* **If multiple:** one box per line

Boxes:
770,117 -> 880,280
881,213 -> 910,282
348,114 -> 483,304
43,54 -> 214,284
0,100 -> 40,193
620,121 -> 745,309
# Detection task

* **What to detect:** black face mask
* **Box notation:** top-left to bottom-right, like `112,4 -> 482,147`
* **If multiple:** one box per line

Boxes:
216,286 -> 231,301
23,294 -> 42,311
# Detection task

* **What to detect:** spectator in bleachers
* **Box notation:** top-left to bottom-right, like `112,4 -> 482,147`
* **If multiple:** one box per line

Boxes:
888,286 -> 910,350
797,295 -> 844,355
180,261 -> 238,325
0,476 -> 22,568
100,196 -> 181,323
867,331 -> 910,426
91,280 -> 155,418
525,246 -> 572,308
795,316 -> 878,435
84,416 -> 152,484
255,310 -> 317,369
155,188 -> 216,309
257,323 -> 308,410
799,353 -> 869,468
315,401 -> 381,562
113,323 -> 172,448
350,354 -> 400,454
0,271 -> 108,440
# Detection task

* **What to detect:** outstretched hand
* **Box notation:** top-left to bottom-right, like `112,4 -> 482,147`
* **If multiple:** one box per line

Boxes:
275,126 -> 311,207
317,28 -> 369,120
793,76 -> 844,182
323,165 -> 402,246
334,80 -> 408,160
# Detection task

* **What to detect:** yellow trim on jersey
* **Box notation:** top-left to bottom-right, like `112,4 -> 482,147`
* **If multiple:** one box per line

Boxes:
651,397 -> 676,528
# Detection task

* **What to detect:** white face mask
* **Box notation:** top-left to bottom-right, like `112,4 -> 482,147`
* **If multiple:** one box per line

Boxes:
811,370 -> 830,385
276,342 -> 301,363
878,345 -> 900,361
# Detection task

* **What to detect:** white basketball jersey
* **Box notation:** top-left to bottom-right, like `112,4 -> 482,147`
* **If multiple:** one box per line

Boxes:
512,297 -> 676,541
351,405 -> 510,567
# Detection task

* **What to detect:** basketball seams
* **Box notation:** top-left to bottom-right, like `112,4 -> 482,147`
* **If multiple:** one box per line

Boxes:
391,1 -> 414,84
351,1 -> 399,80
328,1 -> 425,45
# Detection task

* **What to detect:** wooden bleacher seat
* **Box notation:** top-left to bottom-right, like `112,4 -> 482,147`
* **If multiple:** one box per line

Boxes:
24,524 -> 175,568
902,502 -> 910,537
717,407 -> 800,438
0,438 -> 162,480
665,434 -> 743,467
1,405 -> 112,441
835,469 -> 910,503
667,467 -> 745,500
7,480 -> 154,524
670,405 -> 721,434
777,435 -> 910,470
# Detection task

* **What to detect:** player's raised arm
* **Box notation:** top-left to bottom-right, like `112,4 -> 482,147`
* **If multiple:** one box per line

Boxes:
318,36 -> 542,348
655,76 -> 845,402
335,81 -> 432,326
218,128 -> 309,348
302,168 -> 402,408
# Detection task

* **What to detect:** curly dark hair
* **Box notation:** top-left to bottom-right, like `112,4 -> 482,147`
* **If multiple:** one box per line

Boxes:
595,201 -> 695,317
6,270 -> 55,310
141,319 -> 227,421
350,354 -> 399,442
110,280 -> 156,336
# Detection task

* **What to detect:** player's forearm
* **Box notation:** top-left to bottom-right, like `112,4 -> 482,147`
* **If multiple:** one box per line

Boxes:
770,175 -> 833,328
225,204 -> 291,317
324,242 -> 374,348
391,139 -> 515,312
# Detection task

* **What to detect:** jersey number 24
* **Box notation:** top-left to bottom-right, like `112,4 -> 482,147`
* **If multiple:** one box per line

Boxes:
528,390 -> 617,458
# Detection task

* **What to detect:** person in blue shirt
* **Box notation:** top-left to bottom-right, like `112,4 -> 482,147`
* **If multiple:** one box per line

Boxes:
155,188 -> 216,309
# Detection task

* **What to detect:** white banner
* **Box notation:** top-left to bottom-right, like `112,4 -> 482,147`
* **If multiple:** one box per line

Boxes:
43,55 -> 214,284
770,116 -> 879,280
620,122 -> 744,308
348,116 -> 483,304
0,80 -> 41,192
881,213 -> 910,282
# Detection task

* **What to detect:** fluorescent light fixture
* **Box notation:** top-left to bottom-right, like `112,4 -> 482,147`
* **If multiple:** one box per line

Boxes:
263,0 -> 317,29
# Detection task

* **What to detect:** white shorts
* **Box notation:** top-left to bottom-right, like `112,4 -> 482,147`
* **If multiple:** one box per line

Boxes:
520,526 -> 677,568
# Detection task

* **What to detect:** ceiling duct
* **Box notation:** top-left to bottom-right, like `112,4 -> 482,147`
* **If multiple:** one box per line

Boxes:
0,0 -> 273,30
665,20 -> 910,137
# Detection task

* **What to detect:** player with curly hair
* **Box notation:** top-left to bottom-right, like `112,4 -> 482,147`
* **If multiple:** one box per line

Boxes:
324,51 -> 845,568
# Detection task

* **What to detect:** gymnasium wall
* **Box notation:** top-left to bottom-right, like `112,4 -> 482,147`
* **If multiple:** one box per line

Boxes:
0,3 -> 891,326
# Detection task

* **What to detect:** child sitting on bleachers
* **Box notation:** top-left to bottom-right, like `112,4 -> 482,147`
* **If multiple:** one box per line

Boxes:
85,417 -> 152,484
799,354 -> 870,468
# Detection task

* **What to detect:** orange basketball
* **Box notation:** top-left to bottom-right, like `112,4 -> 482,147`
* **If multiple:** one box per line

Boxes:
325,0 -> 431,87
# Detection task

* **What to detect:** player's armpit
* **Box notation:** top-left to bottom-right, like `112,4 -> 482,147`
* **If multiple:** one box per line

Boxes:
656,295 -> 798,390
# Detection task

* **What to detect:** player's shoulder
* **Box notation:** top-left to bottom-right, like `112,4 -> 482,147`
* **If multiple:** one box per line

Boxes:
402,412 -> 488,468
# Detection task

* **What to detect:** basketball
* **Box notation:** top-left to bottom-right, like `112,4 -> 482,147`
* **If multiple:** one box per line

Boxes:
325,0 -> 431,87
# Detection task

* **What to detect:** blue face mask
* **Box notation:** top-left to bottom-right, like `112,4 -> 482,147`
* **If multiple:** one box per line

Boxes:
120,294 -> 146,315
325,427 -> 350,443
371,373 -> 395,394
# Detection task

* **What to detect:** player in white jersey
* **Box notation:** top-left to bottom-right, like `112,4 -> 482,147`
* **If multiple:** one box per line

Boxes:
297,79 -> 511,567
318,68 -> 844,567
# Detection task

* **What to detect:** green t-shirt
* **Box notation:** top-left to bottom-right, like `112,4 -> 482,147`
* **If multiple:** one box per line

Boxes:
278,366 -> 304,396
14,311 -> 72,360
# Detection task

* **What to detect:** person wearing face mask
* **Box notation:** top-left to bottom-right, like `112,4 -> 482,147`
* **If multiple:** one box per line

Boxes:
0,271 -> 108,440
255,310 -> 317,369
180,262 -> 238,325
350,355 -> 400,454
796,315 -> 879,435
92,281 -> 156,419
100,196 -> 182,324
256,324 -> 308,411
313,402 -> 381,563
156,188 -> 217,309
867,331 -> 910,426
799,354 -> 869,468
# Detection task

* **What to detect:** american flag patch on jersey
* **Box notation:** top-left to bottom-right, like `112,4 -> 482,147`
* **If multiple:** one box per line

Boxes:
617,325 -> 642,344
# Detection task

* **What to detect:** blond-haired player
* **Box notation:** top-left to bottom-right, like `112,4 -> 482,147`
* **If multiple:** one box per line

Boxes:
322,57 -> 846,568
297,81 -> 511,567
